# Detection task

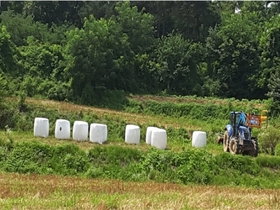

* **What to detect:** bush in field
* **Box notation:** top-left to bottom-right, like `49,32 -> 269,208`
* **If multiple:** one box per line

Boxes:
275,143 -> 280,156
138,149 -> 180,183
139,148 -> 216,184
214,152 -> 260,175
257,127 -> 280,155
50,144 -> 90,175
2,141 -> 90,175
176,149 -> 216,184
87,146 -> 142,180
3,141 -> 53,174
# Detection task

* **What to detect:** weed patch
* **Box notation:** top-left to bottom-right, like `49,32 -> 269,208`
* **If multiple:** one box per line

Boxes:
1,140 -> 280,188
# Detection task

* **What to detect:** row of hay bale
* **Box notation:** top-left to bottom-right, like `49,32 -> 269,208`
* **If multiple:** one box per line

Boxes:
33,117 -> 168,149
34,118 -> 108,144
34,117 -> 207,149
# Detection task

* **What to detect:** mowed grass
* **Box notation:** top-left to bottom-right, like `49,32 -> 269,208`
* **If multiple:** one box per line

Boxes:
23,97 -> 204,130
129,95 -> 266,109
0,130 -> 223,155
3,97 -> 225,154
1,172 -> 280,210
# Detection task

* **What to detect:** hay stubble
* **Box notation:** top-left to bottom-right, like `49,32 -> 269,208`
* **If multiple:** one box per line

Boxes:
0,172 -> 279,210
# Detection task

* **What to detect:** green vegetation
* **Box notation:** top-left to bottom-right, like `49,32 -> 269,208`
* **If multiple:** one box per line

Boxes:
1,1 -> 280,115
0,96 -> 280,190
1,134 -> 280,189
1,1 -> 280,197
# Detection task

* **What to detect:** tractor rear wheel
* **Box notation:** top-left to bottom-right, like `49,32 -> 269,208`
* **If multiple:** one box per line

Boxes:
223,131 -> 229,152
229,138 -> 240,154
250,138 -> 259,157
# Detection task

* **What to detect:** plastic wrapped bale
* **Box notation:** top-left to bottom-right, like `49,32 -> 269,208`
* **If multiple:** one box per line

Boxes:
145,126 -> 159,144
55,119 -> 70,140
73,121 -> 88,141
151,128 -> 167,150
125,124 -> 140,144
192,131 -> 207,148
34,117 -> 49,138
90,123 -> 108,144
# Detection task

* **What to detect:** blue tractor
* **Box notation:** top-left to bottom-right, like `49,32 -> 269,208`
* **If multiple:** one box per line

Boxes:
221,111 -> 259,157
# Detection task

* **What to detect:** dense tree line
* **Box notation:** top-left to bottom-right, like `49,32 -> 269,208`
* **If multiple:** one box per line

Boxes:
0,1 -> 280,108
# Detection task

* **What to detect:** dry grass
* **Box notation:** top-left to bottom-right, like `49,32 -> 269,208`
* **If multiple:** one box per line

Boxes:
129,95 -> 265,109
0,172 -> 279,210
7,97 -> 202,130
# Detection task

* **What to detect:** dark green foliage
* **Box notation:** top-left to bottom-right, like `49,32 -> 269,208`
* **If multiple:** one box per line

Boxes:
0,25 -> 19,75
0,74 -> 8,102
90,90 -> 129,110
0,1 -> 279,107
47,81 -> 73,102
0,10 -> 49,46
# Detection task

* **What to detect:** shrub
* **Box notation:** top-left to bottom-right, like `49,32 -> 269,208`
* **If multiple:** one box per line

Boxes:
214,152 -> 260,175
3,141 -> 53,174
275,143 -> 280,156
257,127 -> 280,155
139,149 -> 180,183
176,149 -> 216,184
50,144 -> 90,175
139,148 -> 216,184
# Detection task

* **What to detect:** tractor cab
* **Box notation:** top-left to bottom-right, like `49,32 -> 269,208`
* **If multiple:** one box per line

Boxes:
229,111 -> 249,136
230,111 -> 246,127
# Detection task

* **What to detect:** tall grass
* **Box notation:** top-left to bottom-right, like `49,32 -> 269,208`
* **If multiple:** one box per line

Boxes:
1,138 -> 280,188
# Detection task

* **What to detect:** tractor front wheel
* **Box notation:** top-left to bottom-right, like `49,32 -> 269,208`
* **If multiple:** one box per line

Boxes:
229,138 -> 240,154
223,131 -> 229,152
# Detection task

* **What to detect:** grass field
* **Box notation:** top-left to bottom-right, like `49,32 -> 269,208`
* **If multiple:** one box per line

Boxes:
0,129 -> 223,155
0,96 -> 278,209
128,95 -> 266,108
23,97 -> 204,130
1,172 -> 280,210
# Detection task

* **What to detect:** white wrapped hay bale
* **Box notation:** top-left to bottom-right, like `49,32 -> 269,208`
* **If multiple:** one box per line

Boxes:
145,126 -> 159,144
55,119 -> 70,140
125,124 -> 140,144
90,123 -> 108,144
34,117 -> 49,138
192,131 -> 207,148
151,128 -> 167,150
73,121 -> 88,141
